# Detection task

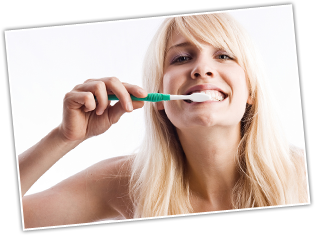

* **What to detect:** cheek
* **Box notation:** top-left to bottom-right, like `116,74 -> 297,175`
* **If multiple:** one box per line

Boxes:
225,66 -> 248,98
232,72 -> 250,118
223,67 -> 249,119
162,72 -> 182,94
163,101 -> 185,128
162,77 -> 173,94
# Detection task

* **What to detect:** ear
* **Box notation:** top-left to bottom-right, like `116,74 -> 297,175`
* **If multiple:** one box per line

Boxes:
156,101 -> 164,110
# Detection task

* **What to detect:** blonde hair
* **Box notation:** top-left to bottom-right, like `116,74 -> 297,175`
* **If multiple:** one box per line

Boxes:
129,13 -> 308,218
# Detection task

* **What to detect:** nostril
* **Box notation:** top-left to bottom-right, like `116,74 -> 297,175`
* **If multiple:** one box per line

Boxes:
206,72 -> 212,76
194,73 -> 200,78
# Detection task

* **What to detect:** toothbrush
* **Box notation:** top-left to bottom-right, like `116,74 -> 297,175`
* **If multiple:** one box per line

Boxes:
106,93 -> 212,102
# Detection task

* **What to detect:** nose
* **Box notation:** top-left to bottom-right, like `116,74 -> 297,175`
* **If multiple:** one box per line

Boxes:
191,59 -> 214,79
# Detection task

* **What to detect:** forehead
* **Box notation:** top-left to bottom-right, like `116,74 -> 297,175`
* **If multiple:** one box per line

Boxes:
165,14 -> 242,56
166,32 -> 189,54
166,29 -> 204,52
167,30 -> 186,47
166,29 -> 221,57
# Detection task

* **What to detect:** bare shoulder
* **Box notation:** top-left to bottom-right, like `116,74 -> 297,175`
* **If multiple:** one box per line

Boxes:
83,155 -> 135,219
87,155 -> 134,178
23,155 -> 135,228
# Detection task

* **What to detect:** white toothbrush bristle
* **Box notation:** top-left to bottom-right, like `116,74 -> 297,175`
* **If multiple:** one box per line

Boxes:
189,93 -> 211,102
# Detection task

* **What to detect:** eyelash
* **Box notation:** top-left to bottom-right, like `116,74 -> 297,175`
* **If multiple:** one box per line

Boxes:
216,54 -> 234,60
170,53 -> 234,65
171,55 -> 192,64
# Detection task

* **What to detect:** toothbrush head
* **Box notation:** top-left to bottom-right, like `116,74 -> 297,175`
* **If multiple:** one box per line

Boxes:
188,93 -> 211,102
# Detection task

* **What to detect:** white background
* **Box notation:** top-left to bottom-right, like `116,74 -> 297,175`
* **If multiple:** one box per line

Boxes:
10,4 -> 305,231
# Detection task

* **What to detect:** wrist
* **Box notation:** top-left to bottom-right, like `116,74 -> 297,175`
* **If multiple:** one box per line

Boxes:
53,126 -> 83,151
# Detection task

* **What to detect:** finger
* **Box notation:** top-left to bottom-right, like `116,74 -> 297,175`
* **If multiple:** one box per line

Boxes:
132,100 -> 145,110
81,77 -> 148,112
101,77 -> 134,112
64,91 -> 96,112
107,101 -> 127,125
83,78 -> 147,99
107,100 -> 144,125
122,82 -> 147,98
83,78 -> 95,84
74,81 -> 108,115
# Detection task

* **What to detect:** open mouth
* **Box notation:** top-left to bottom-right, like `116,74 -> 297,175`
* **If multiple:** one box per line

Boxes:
184,90 -> 227,103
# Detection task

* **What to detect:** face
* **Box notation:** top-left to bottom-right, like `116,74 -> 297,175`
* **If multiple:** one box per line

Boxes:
158,31 -> 251,130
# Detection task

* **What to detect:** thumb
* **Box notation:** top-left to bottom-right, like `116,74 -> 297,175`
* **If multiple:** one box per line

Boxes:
107,101 -> 128,125
107,100 -> 144,125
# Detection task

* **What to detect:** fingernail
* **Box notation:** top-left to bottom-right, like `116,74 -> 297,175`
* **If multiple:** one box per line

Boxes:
127,102 -> 133,111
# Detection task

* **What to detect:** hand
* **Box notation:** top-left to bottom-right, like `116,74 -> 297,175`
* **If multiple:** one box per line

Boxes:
58,77 -> 147,142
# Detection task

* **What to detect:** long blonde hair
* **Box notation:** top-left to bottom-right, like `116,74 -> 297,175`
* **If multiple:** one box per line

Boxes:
129,13 -> 308,218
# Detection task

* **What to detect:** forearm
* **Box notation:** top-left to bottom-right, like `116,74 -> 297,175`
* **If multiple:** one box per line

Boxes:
18,127 -> 82,196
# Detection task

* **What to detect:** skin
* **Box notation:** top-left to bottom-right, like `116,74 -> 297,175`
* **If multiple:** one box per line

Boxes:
159,32 -> 252,212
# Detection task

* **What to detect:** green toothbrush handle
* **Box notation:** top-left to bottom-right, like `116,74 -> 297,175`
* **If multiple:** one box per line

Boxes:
107,93 -> 170,102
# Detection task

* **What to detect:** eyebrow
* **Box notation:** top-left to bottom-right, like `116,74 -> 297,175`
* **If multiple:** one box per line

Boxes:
166,42 -> 193,53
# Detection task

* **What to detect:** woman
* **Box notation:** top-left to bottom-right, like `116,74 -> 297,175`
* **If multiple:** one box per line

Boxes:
19,13 -> 308,228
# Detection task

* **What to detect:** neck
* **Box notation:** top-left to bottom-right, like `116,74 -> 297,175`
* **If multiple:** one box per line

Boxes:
177,124 -> 241,210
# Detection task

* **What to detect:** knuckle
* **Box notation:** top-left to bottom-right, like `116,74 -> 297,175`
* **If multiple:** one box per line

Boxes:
64,92 -> 72,101
89,92 -> 95,100
84,92 -> 94,102
84,78 -> 94,83
107,76 -> 119,84
73,84 -> 82,90
95,81 -> 105,91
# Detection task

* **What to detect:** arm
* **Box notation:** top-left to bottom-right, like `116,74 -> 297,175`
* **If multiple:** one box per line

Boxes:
19,127 -> 81,196
19,77 -> 146,227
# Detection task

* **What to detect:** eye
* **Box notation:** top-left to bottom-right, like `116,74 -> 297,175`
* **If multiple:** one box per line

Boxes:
215,51 -> 235,61
171,55 -> 192,64
217,54 -> 233,60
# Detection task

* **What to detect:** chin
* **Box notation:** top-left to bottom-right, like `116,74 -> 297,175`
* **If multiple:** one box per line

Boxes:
175,114 -> 219,129
193,115 -> 218,127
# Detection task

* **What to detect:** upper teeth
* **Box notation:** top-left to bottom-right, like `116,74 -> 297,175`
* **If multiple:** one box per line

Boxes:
191,90 -> 225,101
